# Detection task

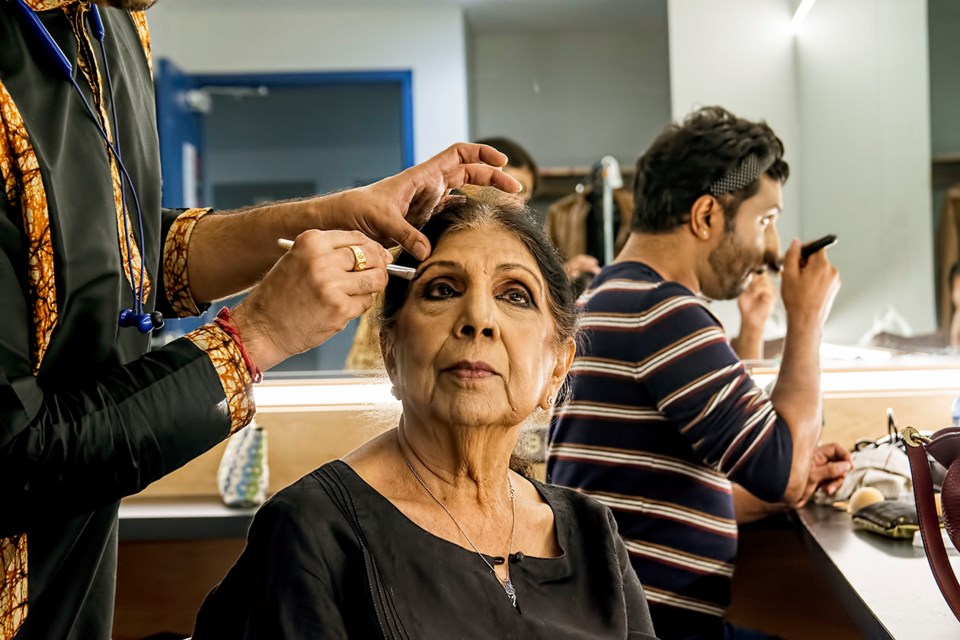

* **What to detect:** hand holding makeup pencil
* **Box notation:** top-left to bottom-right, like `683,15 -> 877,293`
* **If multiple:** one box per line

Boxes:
229,230 -> 393,373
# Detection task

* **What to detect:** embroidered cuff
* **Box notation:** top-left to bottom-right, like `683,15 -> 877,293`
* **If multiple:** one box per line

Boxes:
0,533 -> 28,638
186,323 -> 256,435
163,208 -> 212,318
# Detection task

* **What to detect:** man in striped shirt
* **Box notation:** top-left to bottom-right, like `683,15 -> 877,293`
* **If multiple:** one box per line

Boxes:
547,106 -> 850,639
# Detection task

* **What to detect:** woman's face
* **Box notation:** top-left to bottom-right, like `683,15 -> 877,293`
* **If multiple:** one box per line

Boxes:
383,224 -> 572,430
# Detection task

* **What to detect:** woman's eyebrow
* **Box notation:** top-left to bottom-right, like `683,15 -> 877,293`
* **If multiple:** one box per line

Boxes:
410,260 -> 461,283
498,263 -> 544,296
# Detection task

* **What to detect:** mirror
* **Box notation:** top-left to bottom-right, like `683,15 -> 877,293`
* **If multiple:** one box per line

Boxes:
147,0 -> 959,376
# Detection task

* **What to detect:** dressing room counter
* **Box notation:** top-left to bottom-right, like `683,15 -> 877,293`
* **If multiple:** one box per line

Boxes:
797,505 -> 959,638
118,497 -> 255,541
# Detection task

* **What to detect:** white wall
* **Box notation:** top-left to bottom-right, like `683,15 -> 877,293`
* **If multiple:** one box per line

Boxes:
470,27 -> 671,169
667,0 -> 800,336
146,2 -> 469,163
797,0 -> 934,342
667,0 -> 934,344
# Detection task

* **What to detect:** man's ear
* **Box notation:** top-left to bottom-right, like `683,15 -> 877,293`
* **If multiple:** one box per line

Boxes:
690,194 -> 723,241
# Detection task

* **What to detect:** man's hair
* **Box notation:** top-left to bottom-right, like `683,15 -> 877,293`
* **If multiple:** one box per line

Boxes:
475,137 -> 539,195
631,106 -> 789,233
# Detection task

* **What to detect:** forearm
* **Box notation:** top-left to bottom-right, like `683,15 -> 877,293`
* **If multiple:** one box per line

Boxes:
733,483 -> 789,524
0,339 -> 234,535
732,323 -> 765,360
186,193 -> 346,303
769,317 -> 823,501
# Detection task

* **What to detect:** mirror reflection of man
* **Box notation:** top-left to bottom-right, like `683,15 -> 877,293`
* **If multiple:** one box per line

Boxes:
547,106 -> 851,640
477,137 -> 605,283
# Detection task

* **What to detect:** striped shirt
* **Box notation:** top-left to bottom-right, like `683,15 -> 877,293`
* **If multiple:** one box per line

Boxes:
547,262 -> 791,639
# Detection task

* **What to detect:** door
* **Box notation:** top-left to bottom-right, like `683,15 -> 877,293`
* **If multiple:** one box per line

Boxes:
153,64 -> 414,371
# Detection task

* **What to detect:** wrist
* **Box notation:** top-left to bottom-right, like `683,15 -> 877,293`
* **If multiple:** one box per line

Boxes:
227,304 -> 285,374
738,322 -> 765,339
785,311 -> 824,335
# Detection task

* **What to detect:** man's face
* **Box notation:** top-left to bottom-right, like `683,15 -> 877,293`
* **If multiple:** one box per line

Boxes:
503,166 -> 535,204
100,0 -> 158,10
702,174 -> 783,300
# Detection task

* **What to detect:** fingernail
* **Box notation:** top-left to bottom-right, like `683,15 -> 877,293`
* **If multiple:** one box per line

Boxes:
415,240 -> 429,260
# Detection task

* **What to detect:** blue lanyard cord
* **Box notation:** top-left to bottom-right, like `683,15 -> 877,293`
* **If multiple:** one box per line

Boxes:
12,0 -> 149,315
89,5 -> 147,315
69,76 -> 149,313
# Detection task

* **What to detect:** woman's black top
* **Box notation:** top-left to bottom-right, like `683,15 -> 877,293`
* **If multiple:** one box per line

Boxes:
193,460 -> 658,639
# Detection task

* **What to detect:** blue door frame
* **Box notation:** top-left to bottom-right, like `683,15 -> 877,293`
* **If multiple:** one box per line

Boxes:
156,61 -> 415,208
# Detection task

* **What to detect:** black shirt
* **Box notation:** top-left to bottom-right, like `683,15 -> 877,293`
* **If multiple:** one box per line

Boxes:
194,460 -> 659,639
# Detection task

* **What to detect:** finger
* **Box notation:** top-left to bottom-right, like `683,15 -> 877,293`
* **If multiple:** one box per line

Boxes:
782,239 -> 802,275
822,477 -> 846,496
446,142 -> 509,169
334,243 -> 391,274
819,442 -> 854,463
822,460 -> 854,479
340,267 -> 389,297
383,218 -> 431,262
449,165 -> 522,194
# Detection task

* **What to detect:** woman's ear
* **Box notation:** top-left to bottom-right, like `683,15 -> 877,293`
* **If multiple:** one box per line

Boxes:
556,337 -> 576,381
542,338 -> 576,409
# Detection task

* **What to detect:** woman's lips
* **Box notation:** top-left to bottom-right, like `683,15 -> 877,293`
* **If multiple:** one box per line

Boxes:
444,361 -> 497,379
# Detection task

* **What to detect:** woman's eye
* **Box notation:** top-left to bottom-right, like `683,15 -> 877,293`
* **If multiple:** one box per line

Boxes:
424,281 -> 459,299
500,287 -> 532,306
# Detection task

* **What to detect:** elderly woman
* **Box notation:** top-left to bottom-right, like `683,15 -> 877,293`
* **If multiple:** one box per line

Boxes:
192,191 -> 657,639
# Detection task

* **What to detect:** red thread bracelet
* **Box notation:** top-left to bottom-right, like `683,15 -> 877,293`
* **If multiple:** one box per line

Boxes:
214,306 -> 263,384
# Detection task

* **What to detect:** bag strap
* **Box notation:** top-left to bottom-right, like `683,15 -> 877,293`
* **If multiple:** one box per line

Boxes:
903,427 -> 960,621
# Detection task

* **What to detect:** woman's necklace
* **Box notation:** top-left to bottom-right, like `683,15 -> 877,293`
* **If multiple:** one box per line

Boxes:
400,447 -> 518,608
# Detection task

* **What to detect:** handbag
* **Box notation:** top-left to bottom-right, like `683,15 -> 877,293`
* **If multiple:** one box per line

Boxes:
902,426 -> 960,621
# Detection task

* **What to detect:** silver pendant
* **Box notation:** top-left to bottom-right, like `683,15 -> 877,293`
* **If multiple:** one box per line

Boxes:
503,579 -> 517,608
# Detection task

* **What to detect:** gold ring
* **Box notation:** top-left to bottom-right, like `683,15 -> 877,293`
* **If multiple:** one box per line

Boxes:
348,245 -> 367,272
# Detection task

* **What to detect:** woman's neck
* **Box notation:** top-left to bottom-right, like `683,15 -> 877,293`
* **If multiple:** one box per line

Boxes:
396,415 -> 518,512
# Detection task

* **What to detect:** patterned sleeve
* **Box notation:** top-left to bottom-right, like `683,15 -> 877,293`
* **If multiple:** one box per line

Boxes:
638,287 -> 792,502
158,207 -> 213,318
184,323 -> 256,435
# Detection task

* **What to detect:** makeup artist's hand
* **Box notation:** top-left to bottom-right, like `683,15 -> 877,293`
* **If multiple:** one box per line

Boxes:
314,143 -> 521,261
230,230 -> 392,372
780,239 -> 840,327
